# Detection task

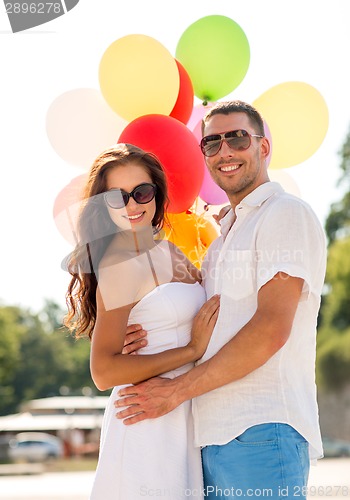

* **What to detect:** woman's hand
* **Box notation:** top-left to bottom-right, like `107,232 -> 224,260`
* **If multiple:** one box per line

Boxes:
122,324 -> 147,354
187,294 -> 220,359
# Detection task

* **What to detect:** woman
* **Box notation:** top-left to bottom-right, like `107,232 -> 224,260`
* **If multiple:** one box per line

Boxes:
64,143 -> 219,499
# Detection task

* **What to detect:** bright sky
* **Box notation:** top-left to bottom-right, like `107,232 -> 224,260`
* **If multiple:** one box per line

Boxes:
0,0 -> 349,313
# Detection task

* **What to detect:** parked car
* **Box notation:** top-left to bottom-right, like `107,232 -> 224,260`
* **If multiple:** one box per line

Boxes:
322,436 -> 350,458
8,432 -> 63,463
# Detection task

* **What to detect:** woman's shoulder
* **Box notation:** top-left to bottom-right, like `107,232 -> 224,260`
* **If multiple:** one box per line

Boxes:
97,250 -> 144,311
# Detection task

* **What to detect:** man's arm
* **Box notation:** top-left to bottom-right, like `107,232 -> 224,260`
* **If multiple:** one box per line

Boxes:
115,272 -> 303,424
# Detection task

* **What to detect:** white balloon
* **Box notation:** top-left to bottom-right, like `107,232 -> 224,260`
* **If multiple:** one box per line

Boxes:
46,88 -> 127,169
269,170 -> 301,198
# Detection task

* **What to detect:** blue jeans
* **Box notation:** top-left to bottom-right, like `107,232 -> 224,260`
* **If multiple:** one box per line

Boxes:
201,423 -> 310,499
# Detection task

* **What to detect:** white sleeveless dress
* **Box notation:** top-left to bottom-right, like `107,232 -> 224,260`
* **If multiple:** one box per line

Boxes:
90,281 -> 206,500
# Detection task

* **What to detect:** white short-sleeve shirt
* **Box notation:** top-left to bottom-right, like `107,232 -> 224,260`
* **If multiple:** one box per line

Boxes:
193,182 -> 327,461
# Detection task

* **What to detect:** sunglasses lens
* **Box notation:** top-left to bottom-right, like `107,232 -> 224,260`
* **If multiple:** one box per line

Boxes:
133,184 -> 156,204
201,136 -> 222,156
104,190 -> 127,209
201,130 -> 252,156
226,130 -> 251,151
104,184 -> 156,209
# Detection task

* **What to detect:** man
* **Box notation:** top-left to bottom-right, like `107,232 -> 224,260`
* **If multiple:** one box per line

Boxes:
116,101 -> 327,499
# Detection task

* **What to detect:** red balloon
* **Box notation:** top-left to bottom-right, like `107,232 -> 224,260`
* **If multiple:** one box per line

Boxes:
169,60 -> 194,125
119,114 -> 204,213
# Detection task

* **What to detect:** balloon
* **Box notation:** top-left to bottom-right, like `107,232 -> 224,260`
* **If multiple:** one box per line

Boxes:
199,166 -> 229,206
187,101 -> 216,131
164,211 -> 218,268
99,35 -> 179,121
188,107 -> 227,206
169,60 -> 194,125
119,114 -> 204,213
253,82 -> 329,169
46,88 -> 127,169
268,170 -> 301,198
53,174 -> 87,245
176,15 -> 250,101
264,120 -> 273,168
188,103 -> 229,206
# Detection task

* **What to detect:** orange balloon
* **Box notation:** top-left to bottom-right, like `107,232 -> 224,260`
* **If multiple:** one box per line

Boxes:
164,212 -> 218,268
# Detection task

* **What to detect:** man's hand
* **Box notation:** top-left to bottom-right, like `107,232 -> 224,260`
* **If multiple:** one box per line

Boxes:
114,377 -> 181,425
122,324 -> 147,355
212,205 -> 230,225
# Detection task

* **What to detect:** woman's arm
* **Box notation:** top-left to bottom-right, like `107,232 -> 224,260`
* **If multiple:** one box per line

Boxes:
90,287 -> 219,391
122,324 -> 148,354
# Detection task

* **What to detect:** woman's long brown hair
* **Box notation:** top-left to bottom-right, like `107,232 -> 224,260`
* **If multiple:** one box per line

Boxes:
64,143 -> 169,340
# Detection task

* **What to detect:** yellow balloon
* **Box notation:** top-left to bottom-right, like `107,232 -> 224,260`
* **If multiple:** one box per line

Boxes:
99,35 -> 179,121
164,212 -> 218,269
253,82 -> 329,169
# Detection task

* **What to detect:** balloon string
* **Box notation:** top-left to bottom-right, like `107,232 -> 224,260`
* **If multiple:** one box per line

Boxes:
191,197 -> 208,268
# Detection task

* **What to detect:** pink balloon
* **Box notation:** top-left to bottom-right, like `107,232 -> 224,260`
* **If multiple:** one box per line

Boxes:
192,104 -> 228,206
53,174 -> 87,245
199,164 -> 229,206
187,101 -> 216,131
264,120 -> 273,167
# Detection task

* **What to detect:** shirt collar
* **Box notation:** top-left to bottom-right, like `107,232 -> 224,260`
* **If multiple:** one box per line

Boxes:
219,182 -> 284,236
240,181 -> 284,208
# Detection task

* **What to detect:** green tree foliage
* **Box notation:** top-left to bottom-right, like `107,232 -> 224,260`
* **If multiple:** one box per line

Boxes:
0,306 -> 27,413
320,238 -> 350,331
317,326 -> 350,390
325,128 -> 350,245
317,126 -> 350,391
0,300 -> 100,416
325,192 -> 350,245
317,238 -> 350,390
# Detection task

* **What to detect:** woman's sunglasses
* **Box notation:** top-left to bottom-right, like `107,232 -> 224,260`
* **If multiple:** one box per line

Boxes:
200,129 -> 264,157
104,183 -> 157,209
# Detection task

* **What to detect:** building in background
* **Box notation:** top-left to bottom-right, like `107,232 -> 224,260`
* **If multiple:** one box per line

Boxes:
0,396 -> 108,459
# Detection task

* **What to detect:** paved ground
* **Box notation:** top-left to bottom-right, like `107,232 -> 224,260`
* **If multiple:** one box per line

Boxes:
308,458 -> 350,499
0,470 -> 93,500
0,458 -> 348,499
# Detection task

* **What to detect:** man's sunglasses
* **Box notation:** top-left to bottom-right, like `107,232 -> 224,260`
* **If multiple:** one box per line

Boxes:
104,183 -> 157,209
200,129 -> 264,157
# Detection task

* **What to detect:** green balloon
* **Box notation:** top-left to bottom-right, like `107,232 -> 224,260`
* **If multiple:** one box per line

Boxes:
176,15 -> 250,102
